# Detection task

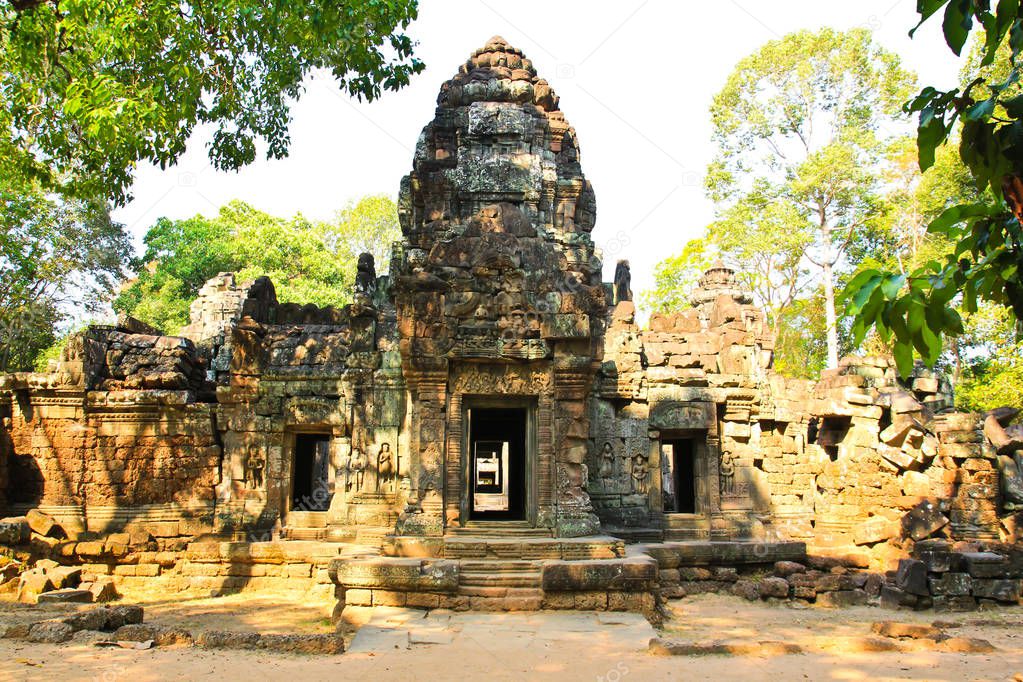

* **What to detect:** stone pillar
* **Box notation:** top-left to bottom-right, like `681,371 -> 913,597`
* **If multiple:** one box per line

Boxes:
395,370 -> 447,536
552,365 -> 599,537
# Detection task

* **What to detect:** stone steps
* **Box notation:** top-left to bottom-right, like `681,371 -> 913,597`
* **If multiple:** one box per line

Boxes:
605,527 -> 664,544
459,560 -> 539,572
448,521 -> 552,538
460,571 -> 542,588
286,511 -> 328,528
443,535 -> 626,560
283,527 -> 327,541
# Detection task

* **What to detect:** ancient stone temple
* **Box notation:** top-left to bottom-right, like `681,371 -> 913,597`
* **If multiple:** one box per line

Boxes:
2,37 -> 1022,616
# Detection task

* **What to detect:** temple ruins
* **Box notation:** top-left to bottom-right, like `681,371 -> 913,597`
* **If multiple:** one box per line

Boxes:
2,37 -> 1022,617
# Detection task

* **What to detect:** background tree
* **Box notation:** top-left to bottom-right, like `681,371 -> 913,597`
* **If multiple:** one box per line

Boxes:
0,184 -> 132,371
707,28 -> 916,368
0,1 -> 423,203
115,196 -> 401,334
642,239 -> 713,314
844,2 -> 1023,378
705,184 -> 814,339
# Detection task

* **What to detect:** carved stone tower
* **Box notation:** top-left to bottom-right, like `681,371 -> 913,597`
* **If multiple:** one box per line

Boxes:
392,36 -> 605,537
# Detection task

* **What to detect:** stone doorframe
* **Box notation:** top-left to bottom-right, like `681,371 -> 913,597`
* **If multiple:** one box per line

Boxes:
281,425 -> 344,523
446,394 -> 541,528
646,401 -> 722,532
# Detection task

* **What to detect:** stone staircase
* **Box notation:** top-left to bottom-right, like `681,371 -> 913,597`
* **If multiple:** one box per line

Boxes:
282,511 -> 328,541
456,558 -> 544,608
662,514 -> 711,541
447,520 -> 553,538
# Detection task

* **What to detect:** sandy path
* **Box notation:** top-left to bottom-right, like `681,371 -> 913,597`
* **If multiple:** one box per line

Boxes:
0,593 -> 1021,681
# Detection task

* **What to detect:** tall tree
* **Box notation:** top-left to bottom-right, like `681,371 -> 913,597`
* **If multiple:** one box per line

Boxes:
707,28 -> 916,368
705,182 -> 814,339
844,2 -> 1023,377
0,184 -> 132,371
0,1 -> 423,203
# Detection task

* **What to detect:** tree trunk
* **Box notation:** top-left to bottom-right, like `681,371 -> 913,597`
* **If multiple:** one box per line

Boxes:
823,259 -> 839,369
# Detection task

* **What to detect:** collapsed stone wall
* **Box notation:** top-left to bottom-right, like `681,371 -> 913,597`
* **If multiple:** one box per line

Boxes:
591,261 -> 1016,576
592,264 -> 775,539
0,322 -> 220,532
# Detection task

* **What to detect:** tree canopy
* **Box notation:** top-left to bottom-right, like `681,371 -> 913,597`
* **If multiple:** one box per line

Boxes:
114,195 -> 401,334
0,182 -> 132,371
706,27 -> 916,368
844,1 -> 1023,378
0,1 -> 423,204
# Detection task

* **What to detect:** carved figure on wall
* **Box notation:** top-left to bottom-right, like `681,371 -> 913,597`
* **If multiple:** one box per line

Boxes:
720,451 -> 735,495
377,442 -> 395,492
351,448 -> 367,492
598,442 -> 614,488
614,260 -> 632,304
631,451 -> 649,495
343,450 -> 354,492
246,444 -> 265,490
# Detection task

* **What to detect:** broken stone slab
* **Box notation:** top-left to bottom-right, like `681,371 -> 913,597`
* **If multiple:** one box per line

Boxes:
815,589 -> 868,608
196,630 -> 261,649
983,411 -> 1023,455
649,637 -> 802,656
879,445 -> 919,471
541,557 -> 657,592
932,595 -> 978,612
871,621 -> 943,640
928,573 -> 972,597
853,516 -> 899,546
258,633 -> 344,655
0,516 -> 30,545
87,579 -> 119,603
26,509 -> 62,538
27,620 -> 74,644
915,546 -> 953,573
900,501 -> 949,541
937,636 -> 996,653
18,569 -> 54,603
48,566 -> 83,589
36,588 -> 93,604
730,580 -> 759,601
971,578 -> 1022,602
954,552 -> 1009,578
113,624 -> 194,647
101,605 -> 144,631
756,577 -> 790,599
896,559 -> 929,596
773,561 -> 806,578
330,558 -> 459,592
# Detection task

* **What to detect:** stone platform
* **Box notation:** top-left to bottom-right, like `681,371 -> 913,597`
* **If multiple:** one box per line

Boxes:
329,536 -> 806,617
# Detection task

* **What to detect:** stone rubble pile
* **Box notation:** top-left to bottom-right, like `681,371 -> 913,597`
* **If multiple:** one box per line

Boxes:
883,539 -> 1023,610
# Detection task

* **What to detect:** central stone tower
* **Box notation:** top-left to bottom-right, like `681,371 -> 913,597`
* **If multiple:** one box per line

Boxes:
392,36 -> 605,538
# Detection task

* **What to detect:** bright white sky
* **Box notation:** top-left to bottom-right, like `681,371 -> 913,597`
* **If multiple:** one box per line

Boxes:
111,0 -> 964,302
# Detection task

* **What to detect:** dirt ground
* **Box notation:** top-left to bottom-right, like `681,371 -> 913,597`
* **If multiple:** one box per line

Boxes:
0,590 -> 1021,681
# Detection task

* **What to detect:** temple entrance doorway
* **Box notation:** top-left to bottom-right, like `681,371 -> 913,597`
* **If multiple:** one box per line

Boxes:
291,433 -> 331,512
661,437 -> 697,514
467,407 -> 527,521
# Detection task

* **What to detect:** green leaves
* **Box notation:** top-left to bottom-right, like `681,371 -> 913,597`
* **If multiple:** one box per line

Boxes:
115,196 -> 401,333
847,0 -> 1022,380
0,182 -> 132,371
0,1 -> 424,205
941,0 -> 974,55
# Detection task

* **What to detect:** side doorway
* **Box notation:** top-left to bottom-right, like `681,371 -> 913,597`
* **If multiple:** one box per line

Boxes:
291,433 -> 332,512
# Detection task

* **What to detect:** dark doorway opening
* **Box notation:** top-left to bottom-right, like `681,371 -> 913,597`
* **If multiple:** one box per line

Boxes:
292,434 -> 331,511
662,439 -> 696,513
469,407 -> 526,521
